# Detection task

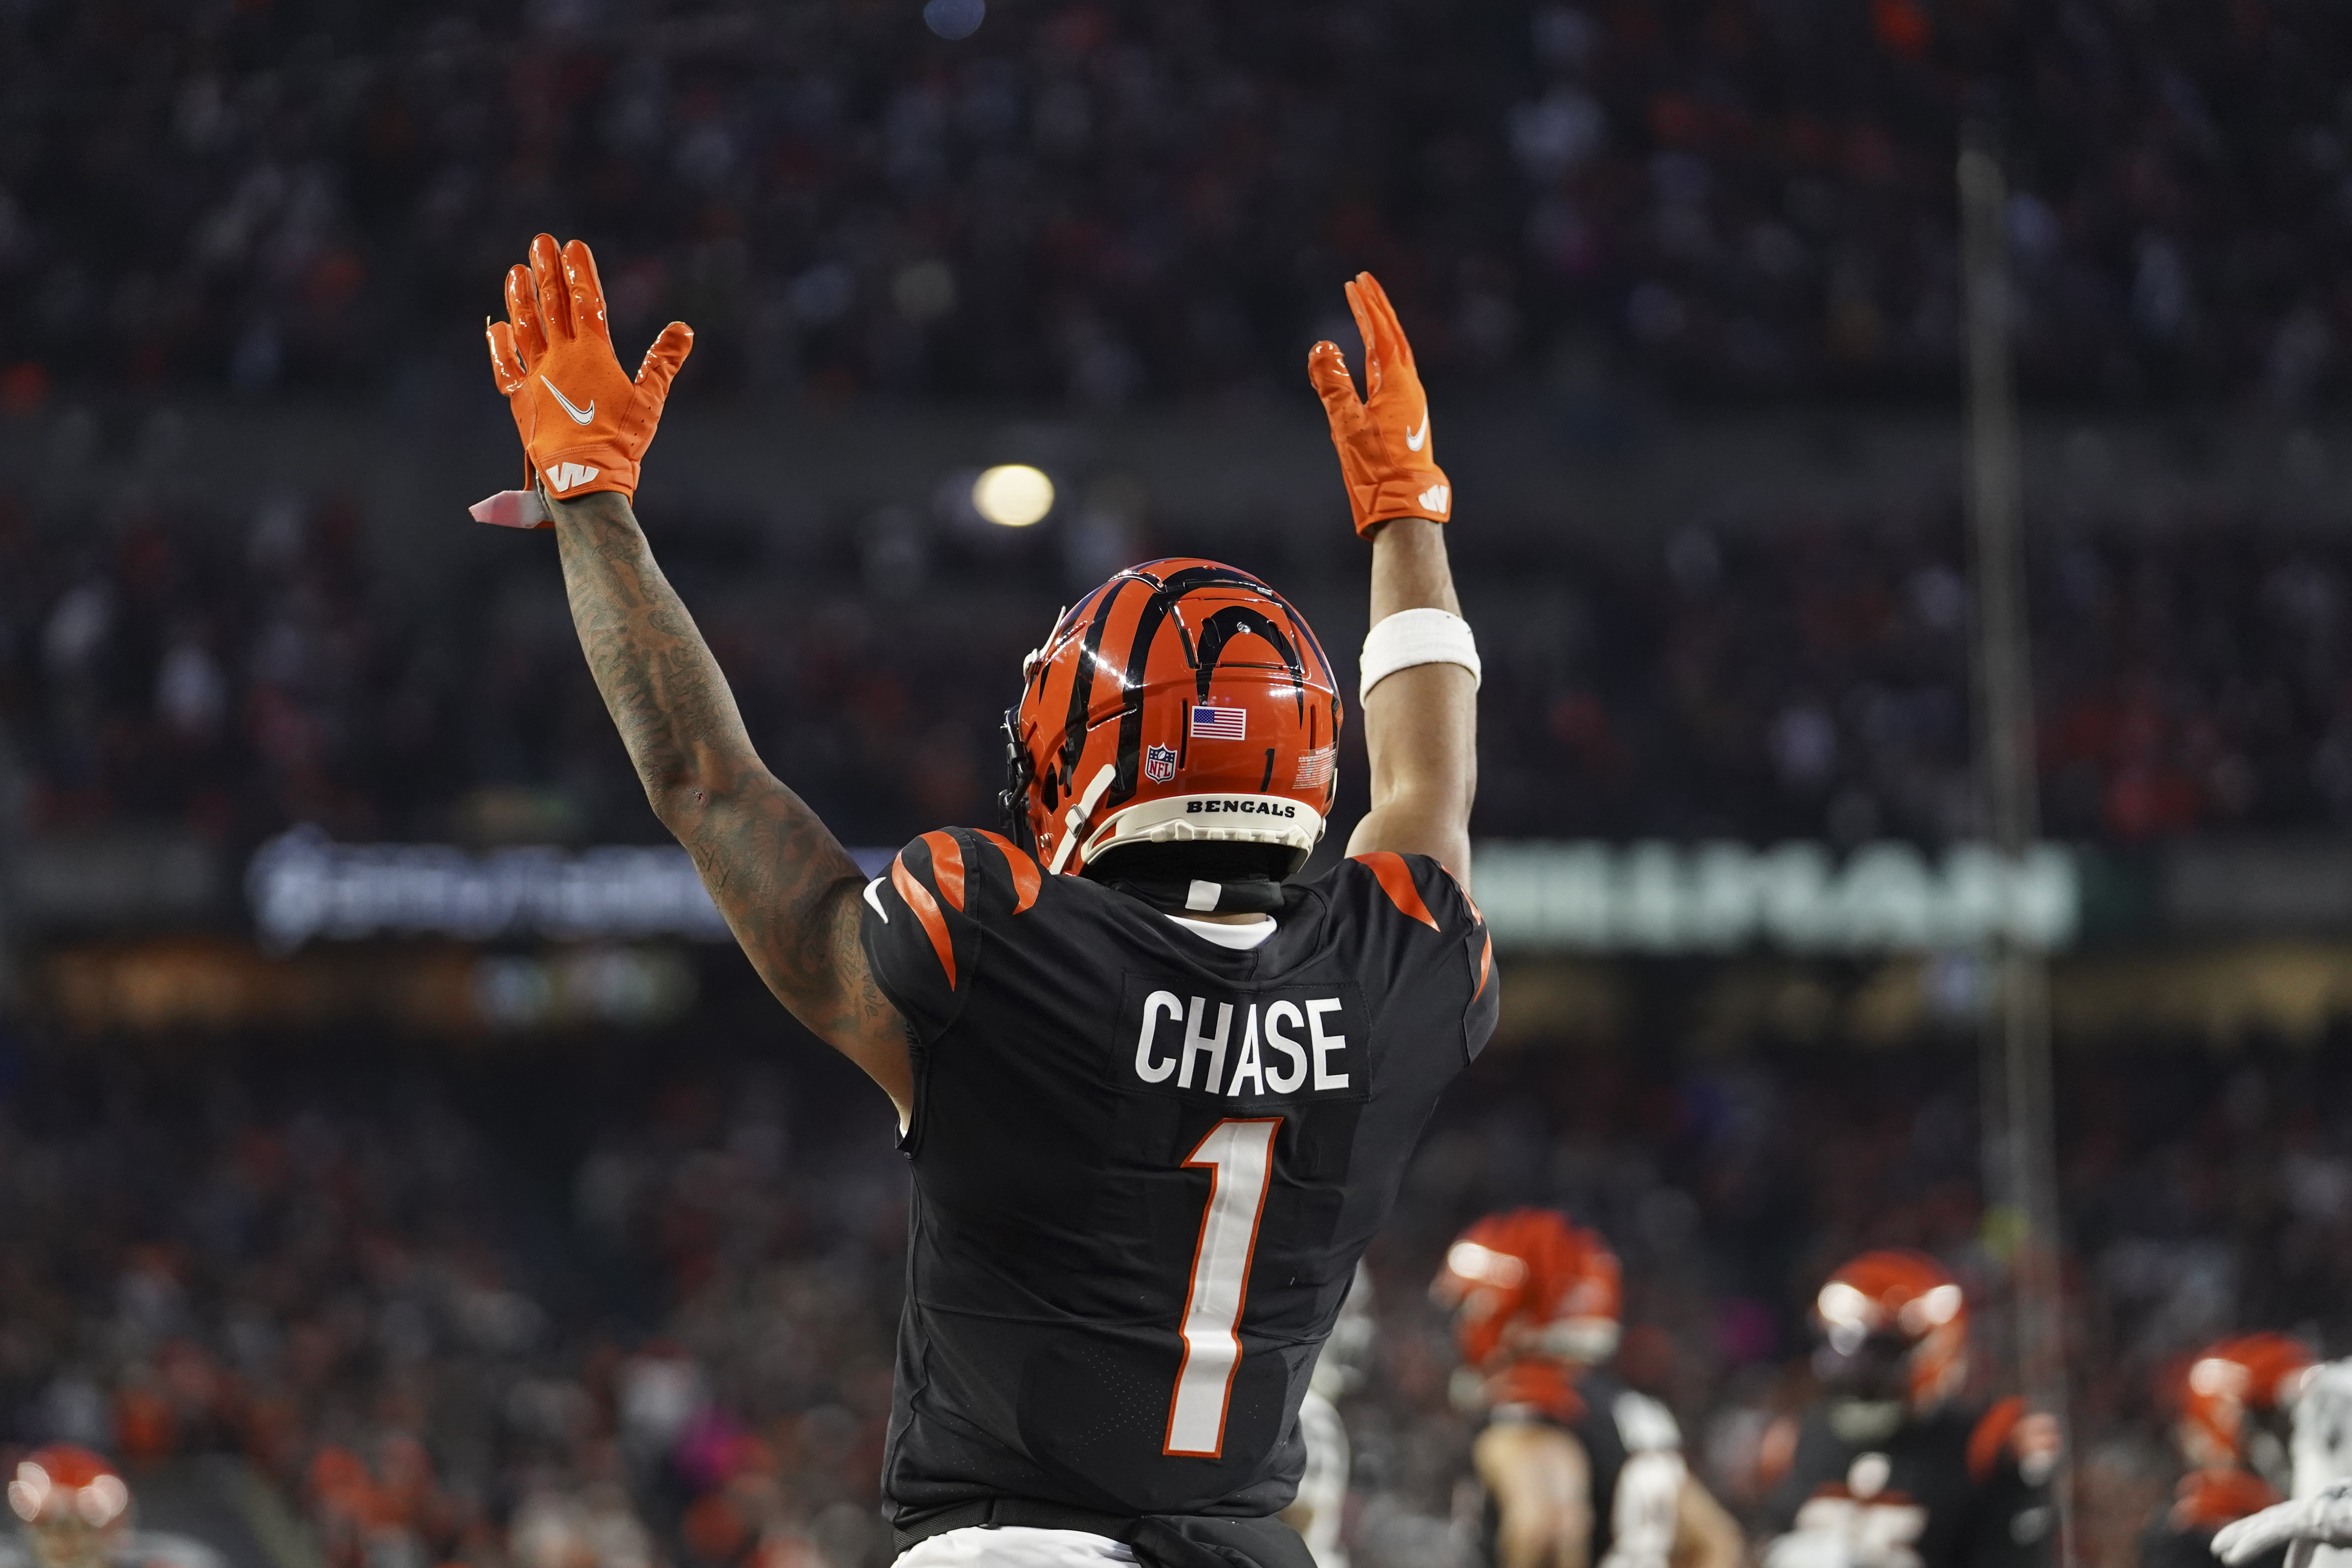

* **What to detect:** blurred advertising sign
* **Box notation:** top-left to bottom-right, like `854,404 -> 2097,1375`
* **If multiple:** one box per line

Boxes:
245,829 -> 2075,954
248,825 -> 743,952
1473,840 -> 2077,953
43,937 -> 695,1035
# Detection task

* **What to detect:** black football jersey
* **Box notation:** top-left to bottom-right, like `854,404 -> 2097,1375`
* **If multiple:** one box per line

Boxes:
861,828 -> 1497,1529
1481,1371 -> 1689,1568
2139,1516 -> 2282,1568
1762,1400 -> 2054,1568
2138,1471 -> 2289,1568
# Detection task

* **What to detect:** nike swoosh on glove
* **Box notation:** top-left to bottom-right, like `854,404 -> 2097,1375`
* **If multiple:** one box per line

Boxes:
1308,270 -> 1453,537
481,233 -> 692,519
2212,1484 -> 2352,1565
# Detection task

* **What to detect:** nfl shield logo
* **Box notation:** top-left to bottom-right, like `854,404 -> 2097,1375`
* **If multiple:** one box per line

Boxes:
1144,744 -> 1178,784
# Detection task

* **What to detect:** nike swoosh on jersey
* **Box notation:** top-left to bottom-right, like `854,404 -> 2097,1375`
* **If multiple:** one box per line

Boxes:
1405,407 -> 1429,451
542,375 -> 596,425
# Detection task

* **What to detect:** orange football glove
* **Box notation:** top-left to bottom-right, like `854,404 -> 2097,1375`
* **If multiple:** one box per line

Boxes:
1308,271 -> 1452,537
482,233 -> 693,512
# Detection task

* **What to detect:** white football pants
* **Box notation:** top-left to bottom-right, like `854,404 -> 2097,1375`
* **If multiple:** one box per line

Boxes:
892,1525 -> 1137,1567
1292,1389 -> 1351,1568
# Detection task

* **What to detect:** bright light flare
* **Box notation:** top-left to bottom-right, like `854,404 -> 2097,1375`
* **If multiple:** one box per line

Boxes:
1445,1240 -> 1527,1288
1816,1279 -> 1872,1328
973,465 -> 1055,528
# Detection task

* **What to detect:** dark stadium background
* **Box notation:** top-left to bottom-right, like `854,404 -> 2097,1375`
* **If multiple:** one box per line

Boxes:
2,2 -> 2352,1566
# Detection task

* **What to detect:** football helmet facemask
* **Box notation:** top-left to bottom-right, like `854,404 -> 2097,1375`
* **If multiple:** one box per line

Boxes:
1812,1250 -> 1969,1424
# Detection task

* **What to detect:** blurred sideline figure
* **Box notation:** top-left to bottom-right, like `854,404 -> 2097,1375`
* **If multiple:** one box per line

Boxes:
480,237 -> 1492,1568
0,1448 -> 221,1568
1432,1209 -> 1741,1568
1758,1251 -> 2055,1568
2291,1361 -> 2352,1568
2212,1358 -> 2352,1568
2142,1334 -> 2312,1568
1280,1263 -> 1374,1568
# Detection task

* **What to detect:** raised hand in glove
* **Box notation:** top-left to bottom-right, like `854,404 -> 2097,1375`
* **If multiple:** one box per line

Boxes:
1307,271 -> 1452,537
475,233 -> 692,526
2212,1483 -> 2352,1567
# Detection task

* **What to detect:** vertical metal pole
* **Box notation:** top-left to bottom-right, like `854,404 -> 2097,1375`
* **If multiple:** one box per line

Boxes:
1958,127 -> 2073,1568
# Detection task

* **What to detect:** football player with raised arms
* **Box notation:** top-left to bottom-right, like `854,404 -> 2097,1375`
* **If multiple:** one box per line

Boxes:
477,235 -> 1496,1568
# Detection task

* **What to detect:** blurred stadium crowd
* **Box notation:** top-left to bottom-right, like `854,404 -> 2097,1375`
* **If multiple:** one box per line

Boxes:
1,1035 -> 2346,1568
8,491 -> 2352,851
3,0 -> 2352,409
0,1054 -> 911,1568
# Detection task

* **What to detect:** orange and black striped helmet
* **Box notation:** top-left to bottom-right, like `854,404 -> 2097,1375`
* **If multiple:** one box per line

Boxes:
1815,1250 -> 1970,1411
2179,1332 -> 2313,1474
1434,1208 -> 1624,1375
1001,559 -> 1342,879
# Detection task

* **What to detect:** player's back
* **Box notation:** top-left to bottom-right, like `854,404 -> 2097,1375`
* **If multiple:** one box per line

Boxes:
1764,1399 -> 2053,1568
861,827 -> 1496,1530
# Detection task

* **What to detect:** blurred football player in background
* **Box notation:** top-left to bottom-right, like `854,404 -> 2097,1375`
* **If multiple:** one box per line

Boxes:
1758,1251 -> 2054,1568
1432,1209 -> 1741,1568
2284,1360 -> 2352,1568
2294,1362 -> 2352,1494
2,1448 -> 219,1568
1280,1263 -> 1374,1568
2140,1335 -> 2312,1568
481,239 -> 1492,1568
2215,1355 -> 2352,1568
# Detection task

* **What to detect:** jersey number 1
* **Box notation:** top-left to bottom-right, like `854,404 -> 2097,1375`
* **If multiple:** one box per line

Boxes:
1164,1118 -> 1281,1457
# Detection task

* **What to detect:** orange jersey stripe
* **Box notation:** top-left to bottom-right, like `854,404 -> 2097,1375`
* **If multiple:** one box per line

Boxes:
1353,851 -> 1439,930
1967,1395 -> 2025,1484
921,830 -> 967,911
972,830 -> 1042,913
1477,931 -> 1493,997
891,854 -> 956,988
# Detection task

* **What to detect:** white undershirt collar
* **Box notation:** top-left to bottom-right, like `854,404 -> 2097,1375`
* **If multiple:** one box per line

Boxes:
1163,913 -> 1278,951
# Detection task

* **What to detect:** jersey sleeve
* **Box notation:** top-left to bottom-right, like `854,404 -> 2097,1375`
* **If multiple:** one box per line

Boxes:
858,828 -> 1043,1043
1960,1400 -> 2058,1568
1345,850 -> 1500,1062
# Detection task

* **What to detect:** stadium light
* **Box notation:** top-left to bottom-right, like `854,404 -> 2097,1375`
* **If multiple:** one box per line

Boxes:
924,0 -> 984,39
972,465 -> 1055,527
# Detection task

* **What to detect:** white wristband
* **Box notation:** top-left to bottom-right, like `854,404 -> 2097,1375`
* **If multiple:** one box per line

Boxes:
1360,608 -> 1481,702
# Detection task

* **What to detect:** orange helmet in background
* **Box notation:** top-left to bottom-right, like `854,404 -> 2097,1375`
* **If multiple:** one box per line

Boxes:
2179,1332 -> 2313,1484
1813,1250 -> 1969,1412
8,1447 -> 129,1528
9,1447 -> 130,1568
1433,1209 -> 1622,1419
1001,560 -> 1342,895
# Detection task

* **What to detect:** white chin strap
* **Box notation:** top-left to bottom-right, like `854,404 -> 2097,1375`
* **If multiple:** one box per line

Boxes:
1047,765 -> 1119,874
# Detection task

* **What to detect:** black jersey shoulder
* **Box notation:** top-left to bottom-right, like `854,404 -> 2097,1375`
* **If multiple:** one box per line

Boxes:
1299,850 -> 1498,1062
859,827 -> 1045,1040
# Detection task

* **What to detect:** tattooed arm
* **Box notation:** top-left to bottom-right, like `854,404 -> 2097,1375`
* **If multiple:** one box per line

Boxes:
546,489 -> 913,1120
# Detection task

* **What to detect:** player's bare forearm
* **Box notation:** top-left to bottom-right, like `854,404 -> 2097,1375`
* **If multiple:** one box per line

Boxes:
1346,517 -> 1478,886
546,489 -> 913,1114
1671,1476 -> 1745,1568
